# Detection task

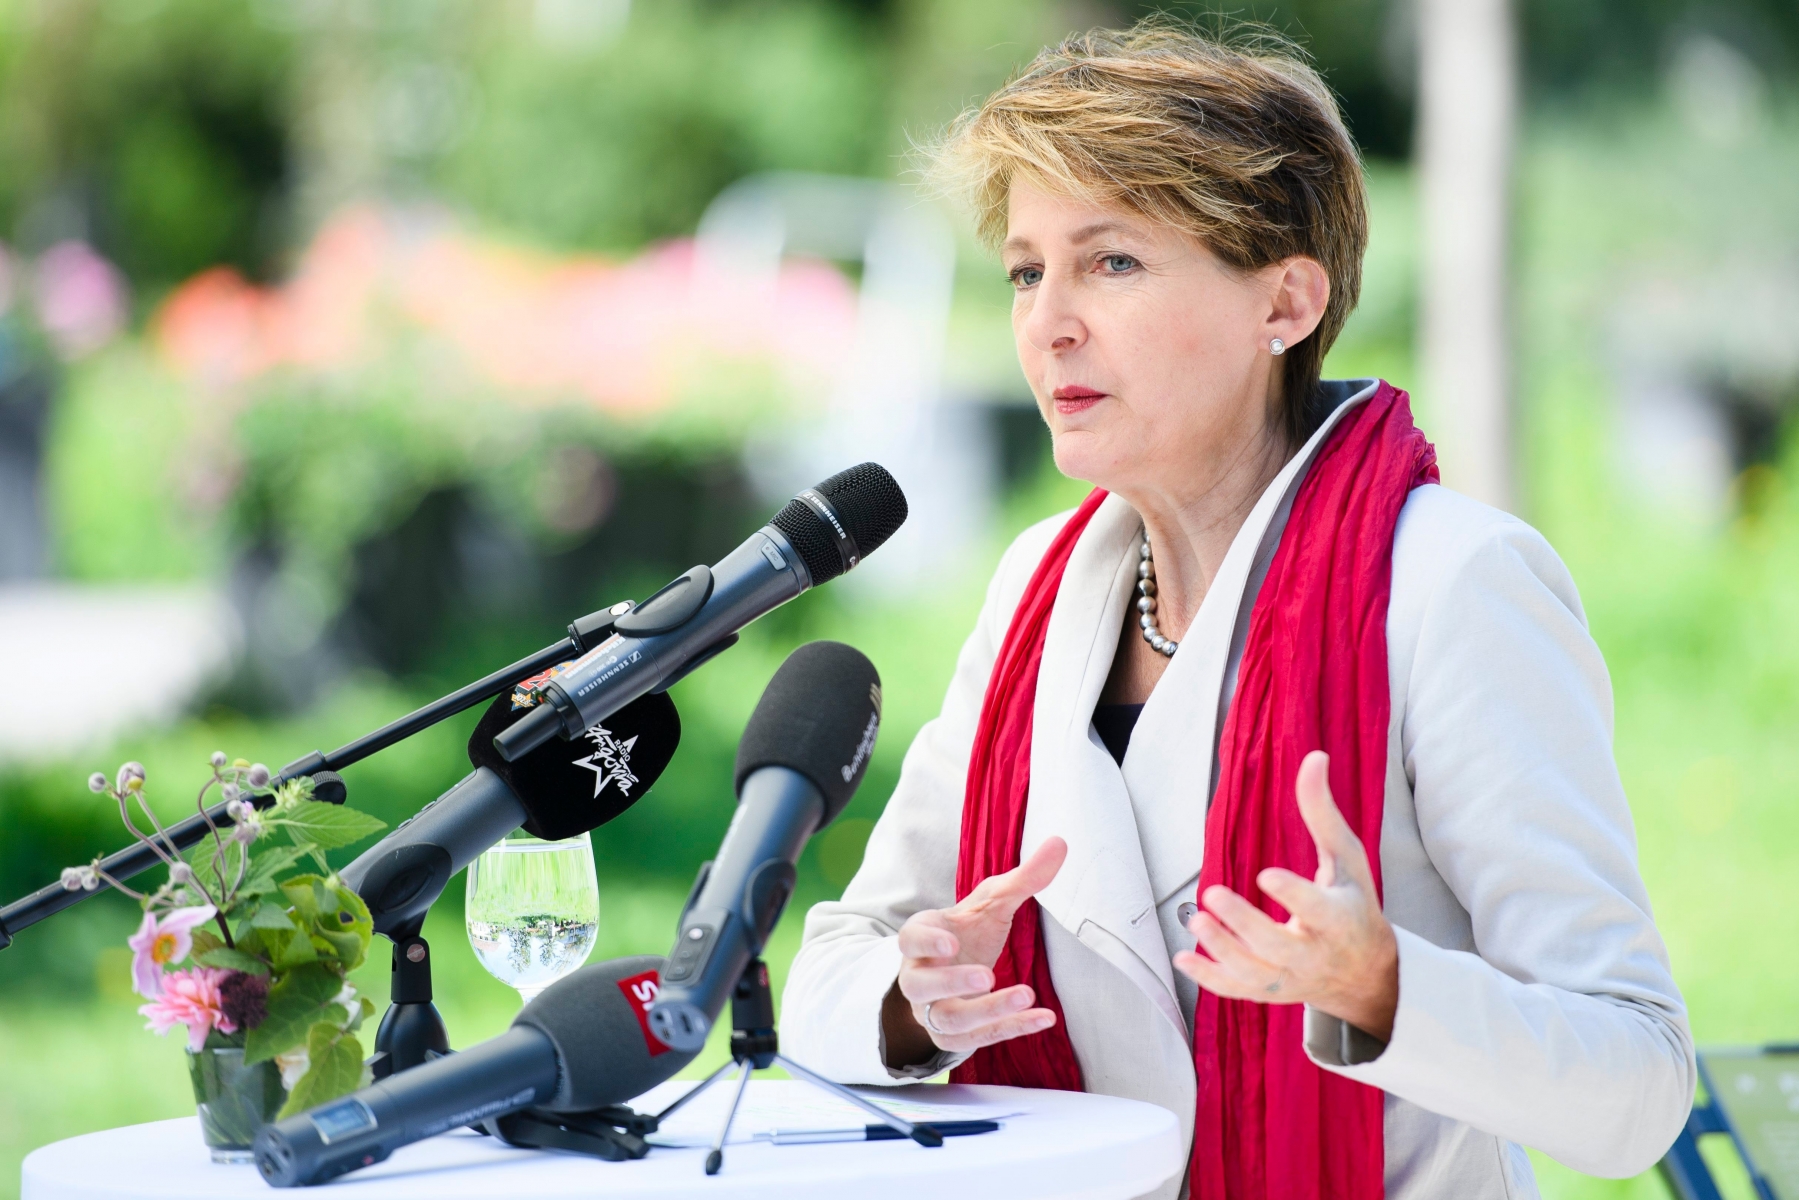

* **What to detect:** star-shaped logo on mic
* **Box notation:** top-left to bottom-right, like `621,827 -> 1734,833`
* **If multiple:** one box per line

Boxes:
573,723 -> 639,800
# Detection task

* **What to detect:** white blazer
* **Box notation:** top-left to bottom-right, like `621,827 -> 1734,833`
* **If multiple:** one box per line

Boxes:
781,380 -> 1694,1200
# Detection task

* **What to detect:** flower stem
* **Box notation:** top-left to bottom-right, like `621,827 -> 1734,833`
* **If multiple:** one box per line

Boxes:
91,868 -> 147,903
196,774 -> 231,901
115,793 -> 181,874
119,790 -> 223,914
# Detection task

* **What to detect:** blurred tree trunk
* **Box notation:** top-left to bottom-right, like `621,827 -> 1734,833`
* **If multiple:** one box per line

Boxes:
1417,0 -> 1517,512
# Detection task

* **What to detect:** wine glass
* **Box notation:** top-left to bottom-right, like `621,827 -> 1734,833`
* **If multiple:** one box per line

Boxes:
465,829 -> 600,1005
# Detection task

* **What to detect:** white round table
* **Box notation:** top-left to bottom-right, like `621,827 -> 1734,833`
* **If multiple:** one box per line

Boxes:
22,1081 -> 1182,1200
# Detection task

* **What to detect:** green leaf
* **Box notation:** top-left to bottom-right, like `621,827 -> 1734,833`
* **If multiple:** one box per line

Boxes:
276,1022 -> 366,1119
249,902 -> 295,931
313,930 -> 364,968
196,947 -> 269,976
234,927 -> 269,959
244,964 -> 340,1065
279,804 -> 387,852
351,996 -> 375,1031
191,929 -> 226,959
239,845 -> 307,897
280,876 -> 324,921
326,881 -> 373,933
312,882 -> 372,971
275,929 -> 318,969
183,834 -> 228,899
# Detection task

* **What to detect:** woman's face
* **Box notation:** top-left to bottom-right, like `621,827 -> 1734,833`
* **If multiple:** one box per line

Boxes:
1004,181 -> 1323,499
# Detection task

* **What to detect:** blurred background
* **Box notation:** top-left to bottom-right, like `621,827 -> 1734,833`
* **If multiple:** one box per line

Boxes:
0,1 -> 1796,1196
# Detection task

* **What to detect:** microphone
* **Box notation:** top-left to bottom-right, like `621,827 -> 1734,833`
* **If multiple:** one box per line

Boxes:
648,641 -> 880,1052
254,954 -> 699,1187
0,597 -> 644,945
340,689 -> 679,936
495,464 -> 905,764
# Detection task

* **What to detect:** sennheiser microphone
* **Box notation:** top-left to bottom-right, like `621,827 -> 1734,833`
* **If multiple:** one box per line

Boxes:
494,464 -> 905,764
254,954 -> 698,1187
648,641 -> 881,1052
340,690 -> 679,936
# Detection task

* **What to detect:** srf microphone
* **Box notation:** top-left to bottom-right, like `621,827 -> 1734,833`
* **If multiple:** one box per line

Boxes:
648,641 -> 881,1052
254,954 -> 698,1187
340,690 -> 679,937
494,464 -> 905,764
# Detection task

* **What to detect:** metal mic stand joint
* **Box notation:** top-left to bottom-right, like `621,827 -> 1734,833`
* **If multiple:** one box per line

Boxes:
651,956 -> 943,1175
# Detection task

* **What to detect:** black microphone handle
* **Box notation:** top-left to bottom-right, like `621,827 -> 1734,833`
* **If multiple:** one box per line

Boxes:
339,768 -> 528,937
649,765 -> 822,1051
255,1025 -> 558,1187
495,527 -> 808,763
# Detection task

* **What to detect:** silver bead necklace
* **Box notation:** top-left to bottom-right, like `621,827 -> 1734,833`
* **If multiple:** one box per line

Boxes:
1136,534 -> 1177,657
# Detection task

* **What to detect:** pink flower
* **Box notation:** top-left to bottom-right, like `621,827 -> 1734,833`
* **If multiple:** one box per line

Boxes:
127,905 -> 216,998
33,240 -> 128,359
138,967 -> 239,1053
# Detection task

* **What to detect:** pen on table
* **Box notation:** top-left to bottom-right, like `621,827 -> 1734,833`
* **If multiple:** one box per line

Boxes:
763,1119 -> 1002,1145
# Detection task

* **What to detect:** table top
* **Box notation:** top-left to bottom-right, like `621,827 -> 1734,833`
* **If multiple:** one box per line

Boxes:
22,1080 -> 1183,1200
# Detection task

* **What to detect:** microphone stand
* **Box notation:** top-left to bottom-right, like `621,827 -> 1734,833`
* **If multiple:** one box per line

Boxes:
367,915 -> 449,1079
0,601 -> 634,947
488,955 -> 941,1172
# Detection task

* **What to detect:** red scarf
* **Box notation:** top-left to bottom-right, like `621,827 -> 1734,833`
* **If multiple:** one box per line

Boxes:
953,383 -> 1437,1199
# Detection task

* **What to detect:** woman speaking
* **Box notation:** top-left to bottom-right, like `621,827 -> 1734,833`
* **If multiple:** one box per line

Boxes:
781,24 -> 1692,1200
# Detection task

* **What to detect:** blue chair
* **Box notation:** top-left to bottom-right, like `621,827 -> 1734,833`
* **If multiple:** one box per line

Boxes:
1658,1044 -> 1799,1200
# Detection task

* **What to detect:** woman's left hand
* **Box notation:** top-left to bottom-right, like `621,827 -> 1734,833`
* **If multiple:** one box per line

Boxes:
1172,750 -> 1399,1041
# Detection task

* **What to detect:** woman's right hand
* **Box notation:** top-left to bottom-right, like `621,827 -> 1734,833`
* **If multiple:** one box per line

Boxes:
881,837 -> 1068,1067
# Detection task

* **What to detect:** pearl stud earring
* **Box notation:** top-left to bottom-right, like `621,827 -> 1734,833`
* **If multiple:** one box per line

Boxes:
1270,338 -> 1286,356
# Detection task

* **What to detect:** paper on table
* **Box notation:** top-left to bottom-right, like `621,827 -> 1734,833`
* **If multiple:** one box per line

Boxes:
646,1083 -> 1025,1148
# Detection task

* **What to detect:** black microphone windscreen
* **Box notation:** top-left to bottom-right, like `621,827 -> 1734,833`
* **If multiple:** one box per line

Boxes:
769,462 -> 908,586
732,641 -> 880,826
468,686 -> 680,842
511,954 -> 699,1111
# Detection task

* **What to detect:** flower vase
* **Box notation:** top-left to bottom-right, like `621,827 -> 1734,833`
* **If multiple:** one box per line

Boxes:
187,1046 -> 286,1163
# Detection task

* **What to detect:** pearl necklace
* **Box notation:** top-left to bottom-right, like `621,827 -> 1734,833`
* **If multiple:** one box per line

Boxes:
1136,534 -> 1177,657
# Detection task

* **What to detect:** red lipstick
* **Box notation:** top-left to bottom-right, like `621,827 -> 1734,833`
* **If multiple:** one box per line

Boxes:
1052,385 -> 1106,415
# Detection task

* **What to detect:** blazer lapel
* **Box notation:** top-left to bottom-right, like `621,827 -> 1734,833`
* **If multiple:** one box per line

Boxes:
1022,493 -> 1186,1030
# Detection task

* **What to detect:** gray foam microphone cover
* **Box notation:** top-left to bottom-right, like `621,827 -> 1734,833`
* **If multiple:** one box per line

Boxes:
510,954 -> 700,1112
731,640 -> 881,826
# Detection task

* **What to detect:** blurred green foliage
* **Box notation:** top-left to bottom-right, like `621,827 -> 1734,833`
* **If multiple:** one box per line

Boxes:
435,2 -> 886,253
2,2 -> 1799,1198
0,0 -> 291,291
6,0 -> 1795,296
1125,0 -> 1799,159
43,345 -> 224,581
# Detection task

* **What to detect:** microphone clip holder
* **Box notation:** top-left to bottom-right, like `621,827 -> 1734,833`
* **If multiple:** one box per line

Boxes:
368,915 -> 450,1080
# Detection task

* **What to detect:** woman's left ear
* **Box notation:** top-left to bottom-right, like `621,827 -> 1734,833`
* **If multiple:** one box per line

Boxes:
1266,256 -> 1330,350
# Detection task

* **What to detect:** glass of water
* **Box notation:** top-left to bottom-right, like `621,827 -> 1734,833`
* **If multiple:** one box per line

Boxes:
465,829 -> 600,1005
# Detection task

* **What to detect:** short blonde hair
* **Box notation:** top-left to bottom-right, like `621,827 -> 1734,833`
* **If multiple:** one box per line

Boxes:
929,22 -> 1368,443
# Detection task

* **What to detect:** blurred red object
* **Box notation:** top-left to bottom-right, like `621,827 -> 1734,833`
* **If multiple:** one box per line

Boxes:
152,206 -> 857,416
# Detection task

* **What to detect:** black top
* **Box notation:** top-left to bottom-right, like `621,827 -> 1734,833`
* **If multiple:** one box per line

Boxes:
1091,703 -> 1144,767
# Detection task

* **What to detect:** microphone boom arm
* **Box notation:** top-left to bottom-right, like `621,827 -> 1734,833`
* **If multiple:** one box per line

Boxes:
0,601 -> 635,947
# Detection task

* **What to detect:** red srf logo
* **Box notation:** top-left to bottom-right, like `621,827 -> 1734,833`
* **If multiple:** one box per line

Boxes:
616,969 -> 671,1057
